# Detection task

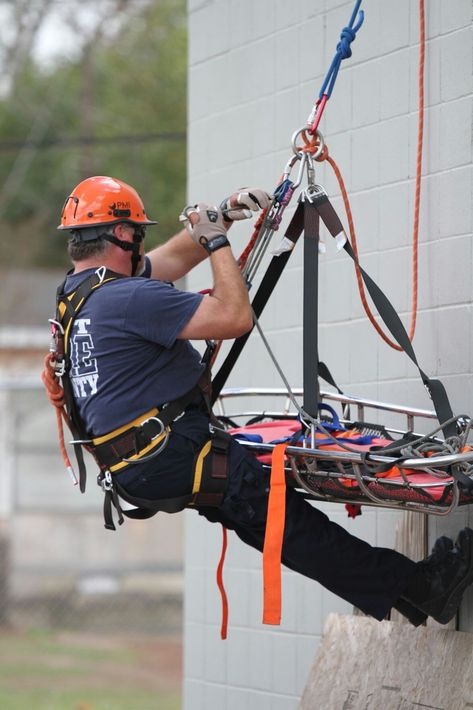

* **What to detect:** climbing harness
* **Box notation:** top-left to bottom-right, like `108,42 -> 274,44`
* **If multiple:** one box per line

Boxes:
43,266 -> 231,530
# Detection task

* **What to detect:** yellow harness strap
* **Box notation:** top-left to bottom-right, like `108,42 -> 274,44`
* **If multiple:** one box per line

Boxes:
91,407 -> 169,473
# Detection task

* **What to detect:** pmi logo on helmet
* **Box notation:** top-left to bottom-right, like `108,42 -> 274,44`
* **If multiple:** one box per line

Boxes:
109,201 -> 131,218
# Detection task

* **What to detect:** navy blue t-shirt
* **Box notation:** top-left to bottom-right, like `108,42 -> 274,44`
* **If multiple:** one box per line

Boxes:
63,263 -> 204,436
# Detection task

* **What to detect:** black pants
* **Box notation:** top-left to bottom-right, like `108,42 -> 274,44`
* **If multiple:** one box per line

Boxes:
115,410 -> 417,620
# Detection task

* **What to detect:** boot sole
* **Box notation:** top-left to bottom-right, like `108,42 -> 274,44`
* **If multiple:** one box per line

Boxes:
434,528 -> 473,624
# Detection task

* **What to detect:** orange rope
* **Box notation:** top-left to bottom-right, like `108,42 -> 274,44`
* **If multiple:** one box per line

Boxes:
41,352 -> 77,482
410,0 -> 425,340
216,525 -> 229,639
323,148 -> 405,350
298,0 -> 425,350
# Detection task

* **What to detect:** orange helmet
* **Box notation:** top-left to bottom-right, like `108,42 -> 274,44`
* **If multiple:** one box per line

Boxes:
57,175 -> 156,231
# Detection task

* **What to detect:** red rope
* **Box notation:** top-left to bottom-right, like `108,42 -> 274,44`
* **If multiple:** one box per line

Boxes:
216,525 -> 229,639
41,353 -> 76,480
237,209 -> 267,270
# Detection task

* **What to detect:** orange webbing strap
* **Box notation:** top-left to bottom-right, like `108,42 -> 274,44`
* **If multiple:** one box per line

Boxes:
262,442 -> 287,625
217,525 -> 229,640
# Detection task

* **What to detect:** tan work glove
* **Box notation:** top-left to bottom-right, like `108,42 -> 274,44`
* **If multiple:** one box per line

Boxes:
220,187 -> 272,221
179,203 -> 231,254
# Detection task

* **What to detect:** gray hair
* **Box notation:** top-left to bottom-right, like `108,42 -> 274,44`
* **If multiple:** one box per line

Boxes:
67,236 -> 113,262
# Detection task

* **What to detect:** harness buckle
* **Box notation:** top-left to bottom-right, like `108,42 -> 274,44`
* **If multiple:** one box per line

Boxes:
99,470 -> 114,492
304,183 -> 327,204
48,318 -> 67,376
54,358 -> 66,378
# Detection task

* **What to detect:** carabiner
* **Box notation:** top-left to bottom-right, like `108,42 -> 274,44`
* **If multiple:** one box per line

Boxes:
292,153 -> 310,189
122,417 -> 170,464
282,153 -> 300,182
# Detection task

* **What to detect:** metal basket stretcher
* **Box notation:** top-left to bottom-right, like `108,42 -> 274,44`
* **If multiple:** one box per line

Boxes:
216,388 -> 473,517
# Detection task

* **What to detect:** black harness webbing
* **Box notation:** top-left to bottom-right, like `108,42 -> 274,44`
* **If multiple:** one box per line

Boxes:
303,200 -> 320,418
54,267 -> 231,529
56,268 -> 122,492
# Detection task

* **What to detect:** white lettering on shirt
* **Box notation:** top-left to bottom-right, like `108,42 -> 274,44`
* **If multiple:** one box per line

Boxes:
70,319 -> 99,399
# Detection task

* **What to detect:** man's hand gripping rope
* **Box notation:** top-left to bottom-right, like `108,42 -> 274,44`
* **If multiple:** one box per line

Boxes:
179,188 -> 272,251
220,187 -> 272,222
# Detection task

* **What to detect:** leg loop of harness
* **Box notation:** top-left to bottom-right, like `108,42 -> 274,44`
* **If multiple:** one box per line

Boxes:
97,425 -> 231,531
90,364 -> 231,528
98,468 -> 183,531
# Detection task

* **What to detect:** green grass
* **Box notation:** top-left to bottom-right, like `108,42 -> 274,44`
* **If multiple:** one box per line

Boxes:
0,688 -> 180,710
0,628 -> 181,710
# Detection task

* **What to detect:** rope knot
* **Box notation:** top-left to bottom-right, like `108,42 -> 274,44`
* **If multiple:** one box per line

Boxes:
315,143 -> 329,162
337,26 -> 356,59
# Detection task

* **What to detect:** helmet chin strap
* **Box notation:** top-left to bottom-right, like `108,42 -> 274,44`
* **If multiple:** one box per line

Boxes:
71,224 -> 145,276
102,232 -> 143,276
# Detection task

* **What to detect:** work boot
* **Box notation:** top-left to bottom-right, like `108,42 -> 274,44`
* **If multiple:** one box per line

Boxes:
402,528 -> 473,625
393,536 -> 453,626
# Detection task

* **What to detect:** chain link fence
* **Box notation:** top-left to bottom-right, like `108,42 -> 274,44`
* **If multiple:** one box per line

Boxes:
0,375 -> 184,636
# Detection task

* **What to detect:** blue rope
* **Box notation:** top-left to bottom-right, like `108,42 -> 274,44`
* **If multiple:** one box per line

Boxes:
319,0 -> 364,99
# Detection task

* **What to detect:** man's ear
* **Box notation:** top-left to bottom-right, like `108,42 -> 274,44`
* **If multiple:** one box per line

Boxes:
114,223 -> 130,241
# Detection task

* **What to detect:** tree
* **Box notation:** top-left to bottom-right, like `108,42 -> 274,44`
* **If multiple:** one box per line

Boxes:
0,0 -> 187,268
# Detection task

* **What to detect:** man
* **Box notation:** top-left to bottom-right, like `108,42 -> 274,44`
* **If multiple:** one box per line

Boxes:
52,175 -> 473,628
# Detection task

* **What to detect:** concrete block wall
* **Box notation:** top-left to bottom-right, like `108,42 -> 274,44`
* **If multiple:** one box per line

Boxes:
185,1 -> 473,707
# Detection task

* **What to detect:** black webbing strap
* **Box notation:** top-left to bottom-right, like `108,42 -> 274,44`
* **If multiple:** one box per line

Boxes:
102,480 -> 192,531
192,427 -> 231,507
57,268 -> 122,338
311,192 -> 457,440
318,358 -> 350,419
211,202 -> 306,403
56,268 -> 123,492
318,360 -> 344,396
303,200 -> 320,418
